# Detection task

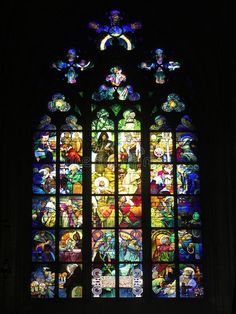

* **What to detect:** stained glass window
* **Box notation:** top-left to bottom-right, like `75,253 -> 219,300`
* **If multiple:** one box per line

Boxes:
31,9 -> 204,301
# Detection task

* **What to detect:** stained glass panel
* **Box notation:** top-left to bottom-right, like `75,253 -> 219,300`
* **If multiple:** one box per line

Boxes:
150,115 -> 171,131
91,132 -> 115,162
58,264 -> 83,298
150,132 -> 173,162
151,229 -> 175,262
118,164 -> 141,194
118,132 -> 141,162
33,164 -> 56,194
118,110 -> 141,130
176,164 -> 200,194
60,132 -> 83,162
59,196 -> 83,228
178,229 -> 202,262
150,164 -> 174,195
91,264 -> 116,298
179,264 -> 204,298
59,230 -> 83,262
177,196 -> 201,227
92,163 -> 115,194
34,132 -> 57,163
119,229 -> 142,262
91,229 -> 116,262
151,196 -> 174,228
60,164 -> 83,194
152,264 -> 176,298
91,109 -> 114,130
92,195 -> 115,227
119,264 -> 143,297
176,132 -> 198,162
31,264 -> 55,298
32,230 -> 55,262
32,196 -> 56,228
118,195 -> 142,228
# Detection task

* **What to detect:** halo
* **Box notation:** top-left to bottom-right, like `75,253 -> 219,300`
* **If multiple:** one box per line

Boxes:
155,115 -> 166,122
179,133 -> 193,142
123,109 -> 133,118
68,164 -> 81,171
39,168 -> 50,178
160,234 -> 170,244
154,147 -> 164,157
94,176 -> 109,188
182,266 -> 195,277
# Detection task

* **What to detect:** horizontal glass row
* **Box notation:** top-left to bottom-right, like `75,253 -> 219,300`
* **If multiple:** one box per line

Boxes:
33,131 -> 197,164
33,163 -> 199,195
32,195 -> 201,229
32,228 -> 202,263
31,262 -> 203,298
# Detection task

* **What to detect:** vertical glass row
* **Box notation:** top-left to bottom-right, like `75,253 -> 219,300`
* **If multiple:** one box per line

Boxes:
150,115 -> 204,298
176,118 -> 203,298
31,115 -> 84,298
91,108 -> 143,298
91,109 -> 116,297
150,120 -> 176,298
31,115 -> 57,298
118,109 -> 143,298
58,116 -> 83,298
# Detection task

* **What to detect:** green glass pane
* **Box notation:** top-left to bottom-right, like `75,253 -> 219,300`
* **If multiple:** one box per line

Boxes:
151,196 -> 174,228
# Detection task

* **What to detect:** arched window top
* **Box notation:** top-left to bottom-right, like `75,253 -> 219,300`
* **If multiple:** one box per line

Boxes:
176,115 -> 195,131
118,109 -> 141,130
91,109 -> 115,130
37,115 -> 56,130
150,115 -> 171,131
61,115 -> 83,130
